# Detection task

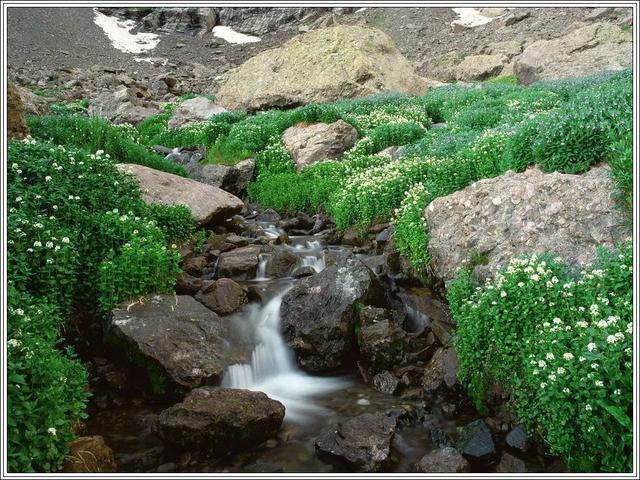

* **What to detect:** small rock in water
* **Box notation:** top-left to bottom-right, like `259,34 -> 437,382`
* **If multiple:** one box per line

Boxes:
496,452 -> 527,473
457,419 -> 497,463
415,446 -> 470,473
357,398 -> 371,406
372,371 -> 401,395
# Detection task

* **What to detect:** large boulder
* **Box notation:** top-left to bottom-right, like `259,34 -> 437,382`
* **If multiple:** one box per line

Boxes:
105,295 -> 233,394
8,82 -> 29,139
357,306 -> 407,373
117,164 -> 243,227
216,245 -> 261,280
281,255 -> 382,372
88,87 -> 161,125
415,447 -> 470,473
215,25 -> 428,111
195,278 -> 247,315
315,413 -> 397,472
63,436 -> 117,473
455,54 -> 507,81
282,120 -> 358,171
513,22 -> 632,84
158,387 -> 285,452
425,166 -> 629,282
16,85 -> 50,115
167,96 -> 227,129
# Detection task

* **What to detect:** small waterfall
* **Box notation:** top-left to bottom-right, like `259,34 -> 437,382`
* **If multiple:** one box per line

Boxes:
255,254 -> 269,281
222,291 -> 346,423
301,254 -> 325,273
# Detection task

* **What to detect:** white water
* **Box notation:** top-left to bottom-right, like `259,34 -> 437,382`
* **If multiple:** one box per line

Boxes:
255,254 -> 269,281
212,26 -> 261,44
302,254 -> 325,273
222,292 -> 346,423
93,9 -> 161,54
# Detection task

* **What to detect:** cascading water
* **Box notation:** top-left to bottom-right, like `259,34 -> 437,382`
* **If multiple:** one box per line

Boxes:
295,239 -> 326,273
222,289 -> 346,423
255,253 -> 269,281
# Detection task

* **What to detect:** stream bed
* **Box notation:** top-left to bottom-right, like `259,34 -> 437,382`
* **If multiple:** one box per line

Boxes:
84,217 -> 559,473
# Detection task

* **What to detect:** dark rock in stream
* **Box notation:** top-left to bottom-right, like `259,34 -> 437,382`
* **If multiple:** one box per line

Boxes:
415,446 -> 470,473
372,371 -> 401,395
280,255 -> 383,372
216,245 -> 261,280
158,387 -> 285,454
194,277 -> 247,315
357,306 -> 407,373
105,295 -> 233,394
175,271 -> 202,295
315,412 -> 397,472
456,419 -> 497,464
496,452 -> 527,473
265,248 -> 298,278
506,425 -> 529,452
182,255 -> 209,277
291,265 -> 316,278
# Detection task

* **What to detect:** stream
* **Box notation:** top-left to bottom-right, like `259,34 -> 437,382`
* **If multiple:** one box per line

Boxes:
84,218 -> 555,473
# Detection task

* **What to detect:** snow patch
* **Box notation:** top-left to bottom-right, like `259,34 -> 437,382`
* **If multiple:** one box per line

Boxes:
451,8 -> 508,28
355,7 -> 368,14
93,9 -> 160,54
212,26 -> 261,44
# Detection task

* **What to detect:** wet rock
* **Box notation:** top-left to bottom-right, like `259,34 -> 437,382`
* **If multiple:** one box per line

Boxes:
415,447 -> 470,473
282,119 -> 358,171
457,419 -> 496,463
425,166 -> 629,282
281,255 -> 382,372
168,96 -> 227,129
496,452 -> 527,473
158,387 -> 285,453
216,245 -> 261,280
8,82 -> 29,139
255,209 -> 281,222
117,164 -> 244,227
430,426 -> 454,448
63,436 -> 117,473
105,295 -> 230,394
216,25 -> 428,111
315,413 -> 397,472
182,255 -> 208,277
291,265 -> 316,278
266,249 -> 298,278
195,278 -> 247,315
372,371 -> 401,395
199,158 -> 255,197
357,306 -> 407,372
375,227 -> 393,244
514,22 -> 631,84
341,225 -> 366,247
506,425 -> 528,452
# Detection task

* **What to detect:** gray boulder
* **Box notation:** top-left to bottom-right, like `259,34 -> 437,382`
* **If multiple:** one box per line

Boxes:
88,87 -> 160,125
167,96 -> 227,129
422,347 -> 458,393
195,278 -> 247,315
415,447 -> 470,473
281,255 -> 382,372
425,166 -> 629,282
105,295 -> 232,394
282,120 -> 358,171
117,164 -> 244,227
216,245 -> 262,280
513,22 -> 632,84
457,419 -> 496,463
199,159 -> 255,196
315,413 -> 397,472
158,387 -> 285,452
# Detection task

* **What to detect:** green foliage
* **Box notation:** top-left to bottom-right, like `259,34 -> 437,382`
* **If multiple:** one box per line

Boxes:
608,131 -> 633,215
392,182 -> 431,275
27,115 -> 188,176
7,137 -> 188,471
450,242 -> 633,472
48,99 -> 89,116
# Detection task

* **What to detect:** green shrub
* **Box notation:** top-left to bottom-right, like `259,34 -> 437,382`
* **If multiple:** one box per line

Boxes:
7,137 -> 188,471
393,182 -> 431,275
27,115 -> 187,176
450,242 -> 633,472
608,131 -> 633,215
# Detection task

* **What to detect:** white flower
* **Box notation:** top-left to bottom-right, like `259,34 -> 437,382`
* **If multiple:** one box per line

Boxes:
563,353 -> 574,361
614,389 -> 622,395
14,309 -> 24,316
546,352 -> 555,360
540,382 -> 547,389
557,367 -> 566,375
45,176 -> 52,181
562,387 -> 570,394
587,343 -> 597,352
538,360 -> 547,368
517,282 -> 525,288
576,321 -> 588,328
585,404 -> 592,411
590,304 -> 599,316
33,241 -> 42,248
626,322 -> 632,334
579,356 -> 587,362
62,237 -> 70,244
548,373 -> 557,381
595,380 -> 604,387
552,317 -> 562,325
500,291 -> 507,298
47,427 -> 57,436
591,363 -> 599,369
546,281 -> 553,288
45,241 -> 54,249
596,320 -> 608,328
530,274 -> 540,282
607,335 -> 618,344
8,338 -> 20,348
